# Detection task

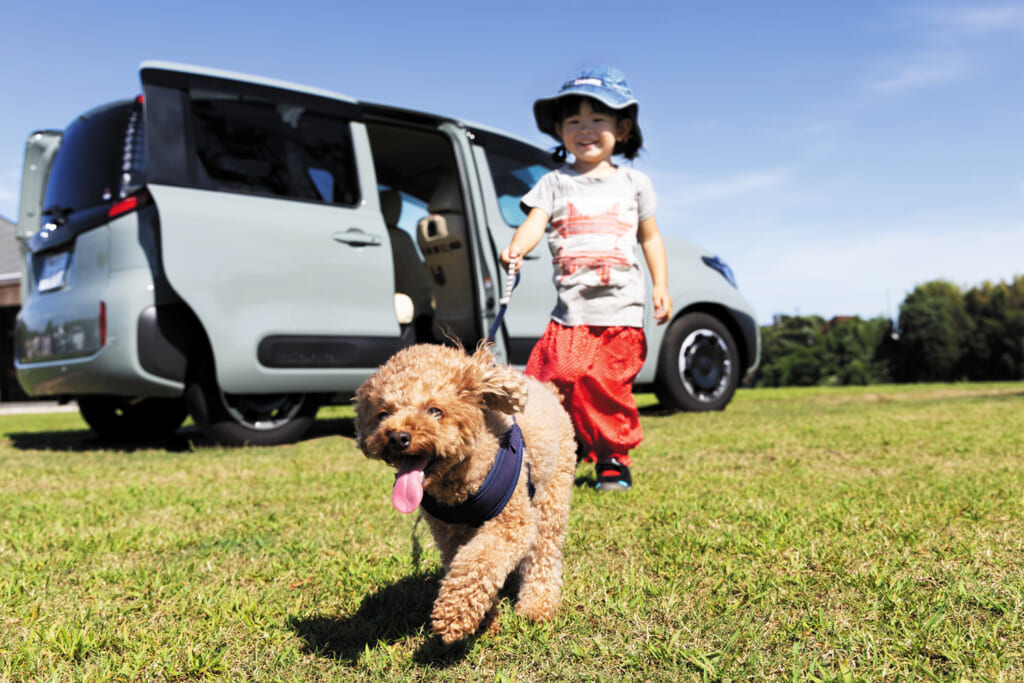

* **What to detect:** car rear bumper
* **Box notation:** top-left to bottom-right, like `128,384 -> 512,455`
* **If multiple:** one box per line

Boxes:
14,267 -> 184,398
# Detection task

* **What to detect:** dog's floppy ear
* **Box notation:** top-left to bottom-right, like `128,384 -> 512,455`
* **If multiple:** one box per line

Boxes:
470,344 -> 527,415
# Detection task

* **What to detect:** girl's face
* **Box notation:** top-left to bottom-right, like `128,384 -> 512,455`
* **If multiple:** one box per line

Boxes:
555,99 -> 633,172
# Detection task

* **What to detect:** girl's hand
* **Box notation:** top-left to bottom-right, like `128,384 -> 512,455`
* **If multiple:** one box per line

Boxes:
652,285 -> 673,325
500,245 -> 521,268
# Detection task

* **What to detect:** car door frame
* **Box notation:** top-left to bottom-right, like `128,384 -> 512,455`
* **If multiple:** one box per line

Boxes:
140,62 -> 403,395
468,129 -> 558,367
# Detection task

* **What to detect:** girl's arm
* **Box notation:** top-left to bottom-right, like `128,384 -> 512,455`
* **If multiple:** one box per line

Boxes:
638,215 -> 673,324
500,207 -> 550,266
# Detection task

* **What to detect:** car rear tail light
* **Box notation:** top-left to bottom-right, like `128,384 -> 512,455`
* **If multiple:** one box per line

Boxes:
108,189 -> 151,218
99,302 -> 107,347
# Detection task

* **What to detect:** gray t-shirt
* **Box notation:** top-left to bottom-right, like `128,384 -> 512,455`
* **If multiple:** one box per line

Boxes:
522,165 -> 656,327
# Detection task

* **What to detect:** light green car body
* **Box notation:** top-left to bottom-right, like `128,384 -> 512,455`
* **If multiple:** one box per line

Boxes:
15,62 -> 759,445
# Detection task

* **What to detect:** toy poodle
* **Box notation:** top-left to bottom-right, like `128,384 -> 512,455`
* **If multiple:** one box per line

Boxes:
355,343 -> 577,644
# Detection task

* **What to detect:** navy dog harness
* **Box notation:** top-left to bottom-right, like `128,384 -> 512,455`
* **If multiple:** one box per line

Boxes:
420,265 -> 532,527
421,420 -> 534,527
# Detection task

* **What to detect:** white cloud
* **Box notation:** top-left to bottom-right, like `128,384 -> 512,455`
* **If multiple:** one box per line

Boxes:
672,169 -> 791,206
867,50 -> 970,91
917,5 -> 1024,35
867,5 -> 1024,94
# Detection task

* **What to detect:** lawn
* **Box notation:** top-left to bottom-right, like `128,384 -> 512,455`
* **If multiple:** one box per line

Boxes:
1,383 -> 1022,681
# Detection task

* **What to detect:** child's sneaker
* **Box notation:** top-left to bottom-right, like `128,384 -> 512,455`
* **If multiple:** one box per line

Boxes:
595,458 -> 632,491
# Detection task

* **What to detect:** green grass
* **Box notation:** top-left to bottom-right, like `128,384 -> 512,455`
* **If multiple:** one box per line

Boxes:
1,382 -> 1022,681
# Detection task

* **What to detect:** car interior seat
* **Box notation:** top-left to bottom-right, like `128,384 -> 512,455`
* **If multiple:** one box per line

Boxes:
380,190 -> 433,341
416,177 -> 477,345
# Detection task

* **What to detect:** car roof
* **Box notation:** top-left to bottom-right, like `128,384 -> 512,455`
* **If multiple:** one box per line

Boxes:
139,61 -> 545,152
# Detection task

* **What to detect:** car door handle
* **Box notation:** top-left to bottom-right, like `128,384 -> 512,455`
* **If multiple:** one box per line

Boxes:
333,228 -> 382,247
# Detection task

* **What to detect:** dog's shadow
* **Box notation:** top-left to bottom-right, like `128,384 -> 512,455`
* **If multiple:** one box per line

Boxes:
289,516 -> 479,666
288,571 -> 477,667
289,572 -> 434,660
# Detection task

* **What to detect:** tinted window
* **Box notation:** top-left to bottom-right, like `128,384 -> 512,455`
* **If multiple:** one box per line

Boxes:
189,90 -> 359,205
483,148 -> 554,227
43,101 -> 142,214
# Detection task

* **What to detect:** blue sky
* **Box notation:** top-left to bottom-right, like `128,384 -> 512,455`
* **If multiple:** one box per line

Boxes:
2,1 -> 1022,325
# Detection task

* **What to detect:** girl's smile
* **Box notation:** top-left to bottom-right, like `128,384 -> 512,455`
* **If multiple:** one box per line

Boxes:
556,99 -> 633,175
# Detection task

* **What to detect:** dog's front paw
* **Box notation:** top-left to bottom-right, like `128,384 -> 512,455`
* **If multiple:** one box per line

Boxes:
431,611 -> 478,645
431,588 -> 492,644
430,569 -> 499,643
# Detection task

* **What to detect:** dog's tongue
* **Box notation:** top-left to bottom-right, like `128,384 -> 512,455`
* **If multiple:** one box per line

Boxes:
392,457 -> 429,514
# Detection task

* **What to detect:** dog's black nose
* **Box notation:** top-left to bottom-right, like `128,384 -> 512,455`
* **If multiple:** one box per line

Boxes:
388,431 -> 412,451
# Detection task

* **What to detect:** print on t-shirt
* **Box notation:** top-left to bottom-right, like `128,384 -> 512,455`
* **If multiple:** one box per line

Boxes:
551,200 -> 637,287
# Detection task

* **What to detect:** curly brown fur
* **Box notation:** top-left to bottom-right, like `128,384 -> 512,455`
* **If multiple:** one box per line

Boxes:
355,343 -> 577,644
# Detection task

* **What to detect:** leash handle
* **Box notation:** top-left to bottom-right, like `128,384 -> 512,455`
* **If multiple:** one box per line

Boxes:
486,259 -> 521,345
500,258 -> 520,305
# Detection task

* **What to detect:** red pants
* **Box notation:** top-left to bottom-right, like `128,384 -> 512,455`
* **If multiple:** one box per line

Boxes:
525,322 -> 646,466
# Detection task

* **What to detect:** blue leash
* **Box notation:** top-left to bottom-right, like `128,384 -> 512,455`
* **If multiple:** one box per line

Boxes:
485,265 -> 521,345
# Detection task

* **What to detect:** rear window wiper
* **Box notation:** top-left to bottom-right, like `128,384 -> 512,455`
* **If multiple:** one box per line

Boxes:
41,205 -> 74,226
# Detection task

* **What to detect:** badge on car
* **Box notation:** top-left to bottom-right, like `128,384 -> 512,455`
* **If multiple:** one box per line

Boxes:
38,252 -> 70,292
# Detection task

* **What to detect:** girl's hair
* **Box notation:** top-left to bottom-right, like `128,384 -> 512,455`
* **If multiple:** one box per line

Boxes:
550,95 -> 643,163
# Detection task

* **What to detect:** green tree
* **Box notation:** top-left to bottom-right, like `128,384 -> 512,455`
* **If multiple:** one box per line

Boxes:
896,280 -> 971,382
962,276 -> 1024,380
753,275 -> 1023,387
823,317 -> 895,385
754,315 -> 826,387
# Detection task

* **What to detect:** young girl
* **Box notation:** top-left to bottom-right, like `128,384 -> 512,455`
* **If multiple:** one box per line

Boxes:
501,66 -> 673,491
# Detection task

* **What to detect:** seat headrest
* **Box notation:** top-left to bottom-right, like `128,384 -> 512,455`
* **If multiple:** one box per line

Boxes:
379,190 -> 402,227
428,177 -> 463,214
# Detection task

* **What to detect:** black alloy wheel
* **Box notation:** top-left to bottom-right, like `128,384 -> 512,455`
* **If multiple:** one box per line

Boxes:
654,312 -> 741,412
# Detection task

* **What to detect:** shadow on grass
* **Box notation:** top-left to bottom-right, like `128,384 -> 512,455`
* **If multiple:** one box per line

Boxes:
574,473 -> 597,489
3,416 -> 356,453
288,572 -> 477,667
305,416 -> 356,440
5,426 -> 202,452
637,404 -> 677,417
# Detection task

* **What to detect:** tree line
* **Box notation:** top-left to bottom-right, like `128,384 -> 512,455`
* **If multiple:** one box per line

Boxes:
751,275 -> 1024,387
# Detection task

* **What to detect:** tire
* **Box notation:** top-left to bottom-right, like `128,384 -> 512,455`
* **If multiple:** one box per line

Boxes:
654,312 -> 741,412
77,396 -> 188,439
184,355 -> 319,446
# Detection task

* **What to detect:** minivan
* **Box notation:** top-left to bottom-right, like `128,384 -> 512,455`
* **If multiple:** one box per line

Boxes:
15,62 -> 760,446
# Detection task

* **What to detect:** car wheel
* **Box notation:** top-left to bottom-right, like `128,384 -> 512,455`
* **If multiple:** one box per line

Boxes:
77,396 -> 188,439
184,355 -> 319,446
654,312 -> 741,412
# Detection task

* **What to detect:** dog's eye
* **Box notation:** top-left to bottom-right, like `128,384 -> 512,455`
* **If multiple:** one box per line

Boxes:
376,410 -> 390,423
428,407 -> 443,420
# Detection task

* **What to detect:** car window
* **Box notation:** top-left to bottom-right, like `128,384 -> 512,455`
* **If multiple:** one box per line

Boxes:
483,148 -> 553,227
43,101 -> 143,214
188,89 -> 359,206
396,192 -> 428,233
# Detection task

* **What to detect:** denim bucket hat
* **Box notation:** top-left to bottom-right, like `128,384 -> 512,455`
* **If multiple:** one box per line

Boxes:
533,66 -> 639,139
